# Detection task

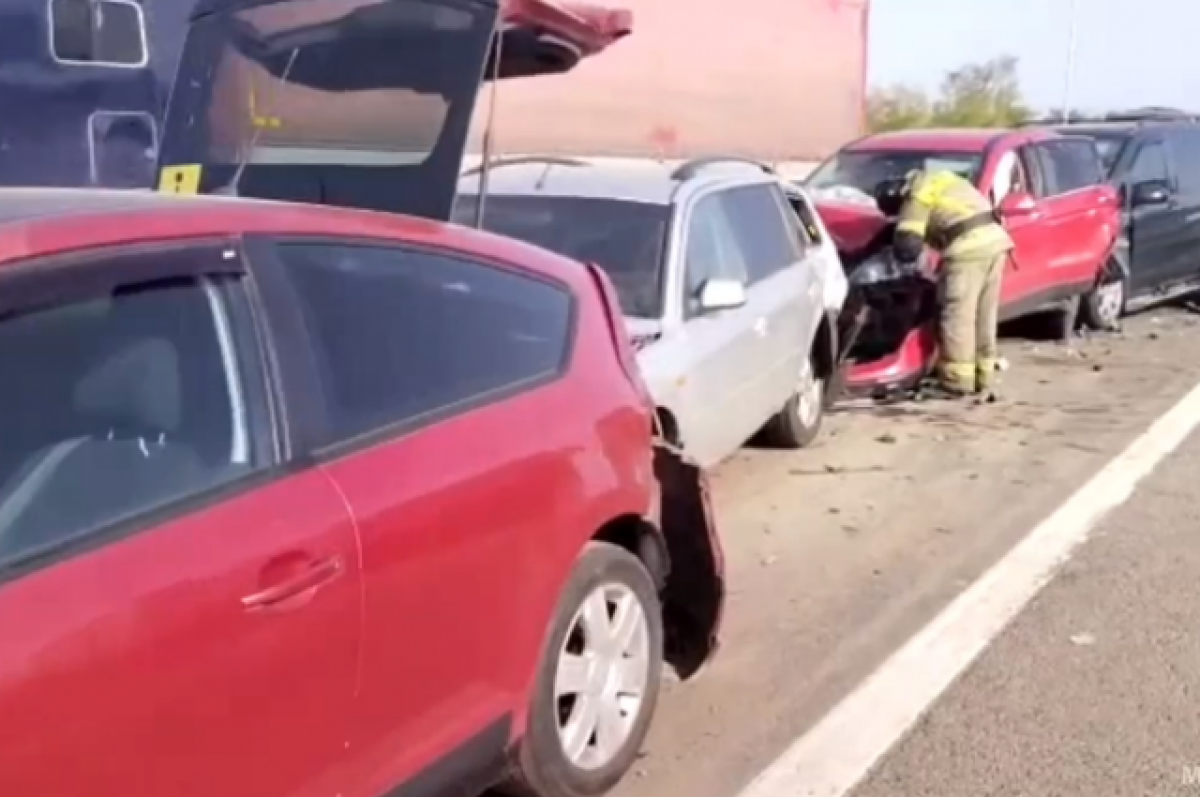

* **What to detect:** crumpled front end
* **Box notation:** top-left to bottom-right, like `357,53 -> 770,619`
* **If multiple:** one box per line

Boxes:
831,216 -> 940,398
653,442 -> 724,680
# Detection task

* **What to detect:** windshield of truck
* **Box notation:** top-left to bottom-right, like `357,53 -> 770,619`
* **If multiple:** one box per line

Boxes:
157,0 -> 495,220
453,194 -> 670,319
806,149 -> 984,204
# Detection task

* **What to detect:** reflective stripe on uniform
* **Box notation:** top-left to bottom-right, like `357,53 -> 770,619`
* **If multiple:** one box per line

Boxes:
938,360 -> 976,391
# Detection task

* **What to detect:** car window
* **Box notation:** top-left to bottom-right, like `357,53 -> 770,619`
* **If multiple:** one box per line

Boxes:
51,0 -> 147,66
1168,130 -> 1200,195
1034,139 -> 1104,196
684,193 -> 748,311
0,268 -> 255,567
1126,141 -> 1169,185
718,184 -> 802,284
453,194 -> 670,319
275,243 -> 573,448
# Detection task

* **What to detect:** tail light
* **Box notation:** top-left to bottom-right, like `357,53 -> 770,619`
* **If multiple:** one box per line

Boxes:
584,261 -> 655,409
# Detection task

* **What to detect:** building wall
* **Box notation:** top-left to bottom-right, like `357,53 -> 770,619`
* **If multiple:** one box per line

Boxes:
473,0 -> 869,163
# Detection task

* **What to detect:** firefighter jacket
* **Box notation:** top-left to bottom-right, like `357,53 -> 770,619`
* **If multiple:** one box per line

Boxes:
895,170 -> 1014,260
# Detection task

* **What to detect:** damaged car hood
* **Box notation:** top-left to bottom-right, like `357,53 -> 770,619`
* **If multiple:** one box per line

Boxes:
814,198 -> 890,258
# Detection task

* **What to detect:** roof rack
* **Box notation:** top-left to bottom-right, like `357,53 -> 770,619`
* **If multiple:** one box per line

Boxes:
461,155 -> 589,178
670,156 -> 774,182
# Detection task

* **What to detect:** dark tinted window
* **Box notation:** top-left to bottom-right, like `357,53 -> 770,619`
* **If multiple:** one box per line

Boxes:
1035,140 -> 1104,196
684,194 -> 748,312
51,0 -> 147,66
90,112 -> 158,189
1168,129 -> 1200,194
453,195 -> 669,319
277,243 -> 572,446
719,185 -> 802,283
0,269 -> 255,566
1126,141 -> 1169,184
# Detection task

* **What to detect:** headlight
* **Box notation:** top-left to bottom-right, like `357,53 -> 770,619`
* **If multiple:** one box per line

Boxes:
850,258 -> 897,286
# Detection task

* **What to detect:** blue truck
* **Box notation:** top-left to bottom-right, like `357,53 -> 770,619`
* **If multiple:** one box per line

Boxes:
0,0 -> 194,188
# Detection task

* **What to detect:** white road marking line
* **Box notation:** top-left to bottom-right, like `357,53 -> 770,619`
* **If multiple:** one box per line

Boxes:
737,378 -> 1200,797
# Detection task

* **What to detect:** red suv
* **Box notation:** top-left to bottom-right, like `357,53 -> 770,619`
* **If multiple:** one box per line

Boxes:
807,128 -> 1121,397
0,2 -> 724,797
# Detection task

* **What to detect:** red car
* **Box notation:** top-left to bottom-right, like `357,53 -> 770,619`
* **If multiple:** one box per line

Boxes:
807,128 -> 1122,397
0,2 -> 724,797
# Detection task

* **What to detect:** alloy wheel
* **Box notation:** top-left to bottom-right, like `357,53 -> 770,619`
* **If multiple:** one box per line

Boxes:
1095,280 -> 1125,325
554,583 -> 652,770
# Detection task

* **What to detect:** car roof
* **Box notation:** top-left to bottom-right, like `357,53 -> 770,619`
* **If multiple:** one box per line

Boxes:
456,157 -> 776,205
0,189 -> 591,290
847,128 -> 1011,153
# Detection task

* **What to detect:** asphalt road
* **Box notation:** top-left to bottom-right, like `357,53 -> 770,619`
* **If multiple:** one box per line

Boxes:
603,304 -> 1200,797
852,405 -> 1200,797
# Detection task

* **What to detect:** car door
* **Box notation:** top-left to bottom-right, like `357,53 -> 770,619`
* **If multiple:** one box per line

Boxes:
255,238 -> 583,797
990,145 -> 1050,305
669,190 -> 769,465
1162,128 -> 1200,282
1119,135 -> 1187,293
0,242 -> 362,797
1025,139 -> 1109,298
719,182 -> 821,409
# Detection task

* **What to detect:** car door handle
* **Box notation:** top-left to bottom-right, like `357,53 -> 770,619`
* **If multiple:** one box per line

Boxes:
243,555 -> 344,610
753,317 -> 768,336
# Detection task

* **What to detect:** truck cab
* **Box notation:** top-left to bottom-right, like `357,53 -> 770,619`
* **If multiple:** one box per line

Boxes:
0,0 -> 164,188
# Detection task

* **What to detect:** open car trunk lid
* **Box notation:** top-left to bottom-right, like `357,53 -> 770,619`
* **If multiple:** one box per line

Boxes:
155,0 -> 632,221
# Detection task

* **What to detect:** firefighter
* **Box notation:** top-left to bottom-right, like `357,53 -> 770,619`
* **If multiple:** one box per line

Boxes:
888,169 -> 1014,397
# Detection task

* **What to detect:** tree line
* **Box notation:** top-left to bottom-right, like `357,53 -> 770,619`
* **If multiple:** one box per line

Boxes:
866,55 -> 1112,133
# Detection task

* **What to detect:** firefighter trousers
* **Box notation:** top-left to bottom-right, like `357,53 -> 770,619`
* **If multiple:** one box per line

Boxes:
937,250 -> 1007,393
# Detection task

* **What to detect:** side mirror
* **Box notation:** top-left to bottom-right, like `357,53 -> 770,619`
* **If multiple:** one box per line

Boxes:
697,278 -> 748,312
998,191 -> 1038,217
1130,179 -> 1171,207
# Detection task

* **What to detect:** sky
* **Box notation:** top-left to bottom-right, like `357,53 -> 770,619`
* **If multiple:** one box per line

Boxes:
867,0 -> 1198,114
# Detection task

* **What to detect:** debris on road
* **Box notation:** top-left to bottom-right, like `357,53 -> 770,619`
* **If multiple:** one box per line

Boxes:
1069,632 -> 1097,646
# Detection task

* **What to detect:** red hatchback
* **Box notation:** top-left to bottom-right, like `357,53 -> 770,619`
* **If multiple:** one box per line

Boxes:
0,2 -> 724,797
808,128 -> 1121,397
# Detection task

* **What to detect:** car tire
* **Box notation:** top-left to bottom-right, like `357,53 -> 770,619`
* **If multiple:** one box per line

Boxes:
761,354 -> 824,449
501,543 -> 664,797
1081,275 -> 1126,331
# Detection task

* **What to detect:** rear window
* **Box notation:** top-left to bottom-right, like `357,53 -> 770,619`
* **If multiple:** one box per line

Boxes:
453,195 -> 670,319
806,149 -> 983,203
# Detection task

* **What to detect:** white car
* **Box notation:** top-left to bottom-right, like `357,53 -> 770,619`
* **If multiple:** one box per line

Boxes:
456,157 -> 850,468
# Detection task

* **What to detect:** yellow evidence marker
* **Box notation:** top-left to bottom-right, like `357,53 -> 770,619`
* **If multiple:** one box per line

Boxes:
158,164 -> 202,195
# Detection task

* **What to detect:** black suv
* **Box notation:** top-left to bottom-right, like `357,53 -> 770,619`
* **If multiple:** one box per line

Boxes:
1048,108 -> 1200,315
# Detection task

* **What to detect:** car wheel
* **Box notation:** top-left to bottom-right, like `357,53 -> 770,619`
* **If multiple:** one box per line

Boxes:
761,355 -> 824,449
1081,276 -> 1126,331
502,543 -> 663,797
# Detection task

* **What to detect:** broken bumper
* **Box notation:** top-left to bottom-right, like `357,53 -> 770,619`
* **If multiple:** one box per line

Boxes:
654,443 -> 725,680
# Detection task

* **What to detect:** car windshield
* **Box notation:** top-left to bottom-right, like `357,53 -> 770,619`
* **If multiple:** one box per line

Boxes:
453,194 -> 670,319
806,149 -> 983,202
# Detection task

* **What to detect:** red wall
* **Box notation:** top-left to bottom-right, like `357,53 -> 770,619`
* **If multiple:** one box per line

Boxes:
474,0 -> 869,162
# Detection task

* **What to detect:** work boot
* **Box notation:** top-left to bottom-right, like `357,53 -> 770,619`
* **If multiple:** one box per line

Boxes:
919,381 -> 972,401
